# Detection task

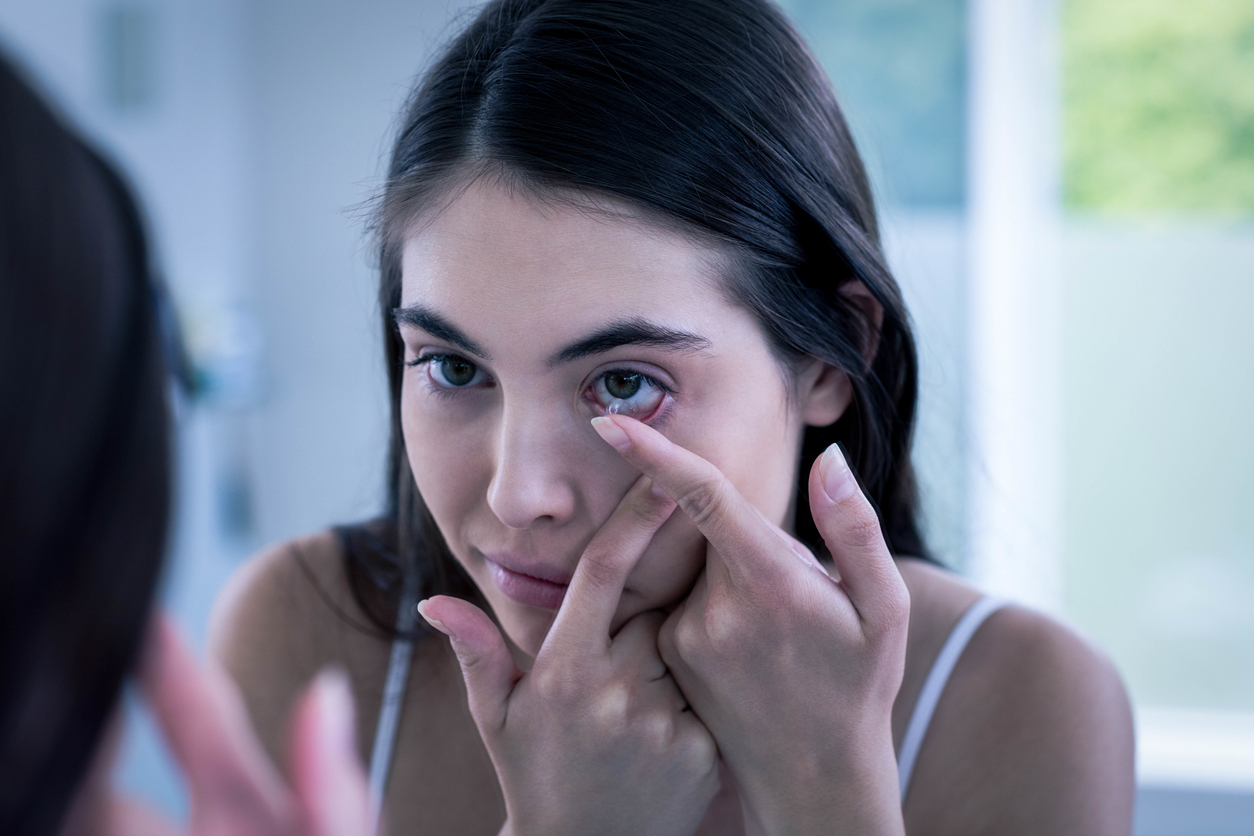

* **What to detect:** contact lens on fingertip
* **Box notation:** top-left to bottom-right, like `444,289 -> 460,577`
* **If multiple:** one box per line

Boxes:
607,398 -> 630,415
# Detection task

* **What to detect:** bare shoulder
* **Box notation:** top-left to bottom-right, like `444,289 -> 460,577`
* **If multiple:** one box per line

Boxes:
209,530 -> 357,672
210,533 -> 502,830
209,530 -> 396,771
896,560 -> 1135,835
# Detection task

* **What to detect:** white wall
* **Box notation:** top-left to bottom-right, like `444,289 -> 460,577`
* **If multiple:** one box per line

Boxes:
243,0 -> 477,548
0,0 -> 473,812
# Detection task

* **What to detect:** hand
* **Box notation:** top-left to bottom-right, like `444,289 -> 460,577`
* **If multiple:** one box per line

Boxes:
417,476 -> 720,836
592,415 -> 910,836
107,614 -> 373,836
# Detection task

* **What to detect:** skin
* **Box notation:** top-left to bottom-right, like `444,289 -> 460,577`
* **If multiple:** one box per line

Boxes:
395,179 -> 838,658
211,176 -> 1136,835
59,615 -> 372,836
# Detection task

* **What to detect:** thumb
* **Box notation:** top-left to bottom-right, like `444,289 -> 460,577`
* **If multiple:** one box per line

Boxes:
418,596 -> 520,733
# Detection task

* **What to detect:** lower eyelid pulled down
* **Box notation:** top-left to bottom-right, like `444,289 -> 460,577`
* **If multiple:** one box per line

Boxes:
588,371 -> 669,421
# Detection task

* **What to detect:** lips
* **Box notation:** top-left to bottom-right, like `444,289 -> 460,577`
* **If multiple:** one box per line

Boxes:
482,553 -> 572,611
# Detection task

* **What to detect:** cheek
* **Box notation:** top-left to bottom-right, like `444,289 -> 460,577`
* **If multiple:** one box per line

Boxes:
399,381 -> 485,546
670,389 -> 797,527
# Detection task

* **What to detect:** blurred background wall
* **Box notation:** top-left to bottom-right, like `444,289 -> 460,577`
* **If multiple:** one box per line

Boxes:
1,0 -> 1251,832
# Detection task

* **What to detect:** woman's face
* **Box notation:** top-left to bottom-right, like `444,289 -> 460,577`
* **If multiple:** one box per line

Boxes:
398,178 -> 836,657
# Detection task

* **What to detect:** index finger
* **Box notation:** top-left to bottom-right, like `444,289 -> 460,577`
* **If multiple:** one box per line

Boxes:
541,474 -> 676,659
590,415 -> 788,587
138,613 -> 293,824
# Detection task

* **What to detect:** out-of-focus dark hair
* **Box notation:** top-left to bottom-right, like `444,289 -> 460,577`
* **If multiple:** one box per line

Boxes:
0,53 -> 173,836
343,0 -> 929,631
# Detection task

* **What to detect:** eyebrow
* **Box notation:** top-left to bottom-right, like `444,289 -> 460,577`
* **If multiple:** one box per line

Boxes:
392,305 -> 711,367
392,305 -> 492,360
546,317 -> 712,367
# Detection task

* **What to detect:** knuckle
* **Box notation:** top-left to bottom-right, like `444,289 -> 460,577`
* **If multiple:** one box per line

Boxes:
641,709 -> 675,750
844,503 -> 885,550
531,667 -> 578,704
701,601 -> 741,656
679,724 -> 719,774
576,546 -> 622,588
626,485 -> 675,526
452,644 -> 487,673
674,473 -> 729,528
592,683 -> 632,727
673,612 -> 706,659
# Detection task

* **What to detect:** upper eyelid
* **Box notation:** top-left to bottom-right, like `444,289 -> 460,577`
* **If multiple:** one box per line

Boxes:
399,330 -> 488,362
408,349 -> 677,393
589,362 -> 676,394
410,348 -> 486,369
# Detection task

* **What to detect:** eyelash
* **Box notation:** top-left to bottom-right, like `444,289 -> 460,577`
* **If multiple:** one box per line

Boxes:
405,353 -> 490,400
405,352 -> 676,420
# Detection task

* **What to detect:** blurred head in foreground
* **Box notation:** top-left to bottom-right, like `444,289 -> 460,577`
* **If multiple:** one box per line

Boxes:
0,48 -> 373,836
0,50 -> 172,836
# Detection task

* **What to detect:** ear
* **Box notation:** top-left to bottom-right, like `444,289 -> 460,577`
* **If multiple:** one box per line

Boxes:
796,282 -> 884,428
797,358 -> 852,428
842,280 -> 885,364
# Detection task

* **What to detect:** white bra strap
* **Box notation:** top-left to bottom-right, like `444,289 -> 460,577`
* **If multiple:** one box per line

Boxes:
897,596 -> 1005,803
367,569 -> 421,835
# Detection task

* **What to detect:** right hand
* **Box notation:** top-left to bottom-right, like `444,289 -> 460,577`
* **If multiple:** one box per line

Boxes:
418,476 -> 720,836
106,614 -> 372,836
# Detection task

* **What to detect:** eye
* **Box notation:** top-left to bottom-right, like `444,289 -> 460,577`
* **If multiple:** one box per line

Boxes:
409,353 -> 489,388
587,369 -> 667,419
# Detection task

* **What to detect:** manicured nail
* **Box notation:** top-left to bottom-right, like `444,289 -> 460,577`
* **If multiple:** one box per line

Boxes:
313,668 -> 356,757
819,444 -> 858,502
592,416 -> 631,451
416,599 -> 451,636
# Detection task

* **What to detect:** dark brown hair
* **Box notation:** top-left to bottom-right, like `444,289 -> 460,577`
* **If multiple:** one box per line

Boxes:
0,53 -> 174,836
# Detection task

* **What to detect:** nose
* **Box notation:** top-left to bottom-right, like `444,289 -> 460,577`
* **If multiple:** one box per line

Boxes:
486,401 -> 580,529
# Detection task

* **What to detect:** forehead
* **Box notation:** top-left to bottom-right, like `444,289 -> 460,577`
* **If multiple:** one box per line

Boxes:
399,178 -> 732,347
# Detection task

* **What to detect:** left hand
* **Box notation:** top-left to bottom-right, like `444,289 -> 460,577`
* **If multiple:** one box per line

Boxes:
591,415 -> 910,836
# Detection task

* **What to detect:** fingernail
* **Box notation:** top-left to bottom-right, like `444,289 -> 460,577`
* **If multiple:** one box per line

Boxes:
819,444 -> 857,502
314,668 -> 356,757
591,416 -> 631,452
417,599 -> 453,637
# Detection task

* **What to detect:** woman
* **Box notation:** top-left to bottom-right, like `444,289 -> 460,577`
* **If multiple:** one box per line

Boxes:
0,51 -> 371,836
212,0 -> 1135,833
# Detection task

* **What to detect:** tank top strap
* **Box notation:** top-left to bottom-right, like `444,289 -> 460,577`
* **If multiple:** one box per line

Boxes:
367,570 -> 421,835
367,589 -> 1005,816
896,595 -> 1006,803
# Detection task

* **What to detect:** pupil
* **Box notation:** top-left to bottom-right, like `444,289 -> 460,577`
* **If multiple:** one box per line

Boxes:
606,372 -> 641,400
442,357 -> 476,386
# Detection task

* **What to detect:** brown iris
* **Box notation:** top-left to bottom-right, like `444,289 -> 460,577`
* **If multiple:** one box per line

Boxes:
440,356 -> 477,386
604,371 -> 642,400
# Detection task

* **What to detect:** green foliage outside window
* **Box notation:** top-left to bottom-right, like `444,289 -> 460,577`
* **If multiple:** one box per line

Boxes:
1064,0 -> 1254,215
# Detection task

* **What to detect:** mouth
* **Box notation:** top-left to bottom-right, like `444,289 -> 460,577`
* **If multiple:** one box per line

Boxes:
481,553 -> 571,611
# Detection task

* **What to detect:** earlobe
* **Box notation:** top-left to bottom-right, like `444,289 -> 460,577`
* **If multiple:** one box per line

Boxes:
799,361 -> 852,428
